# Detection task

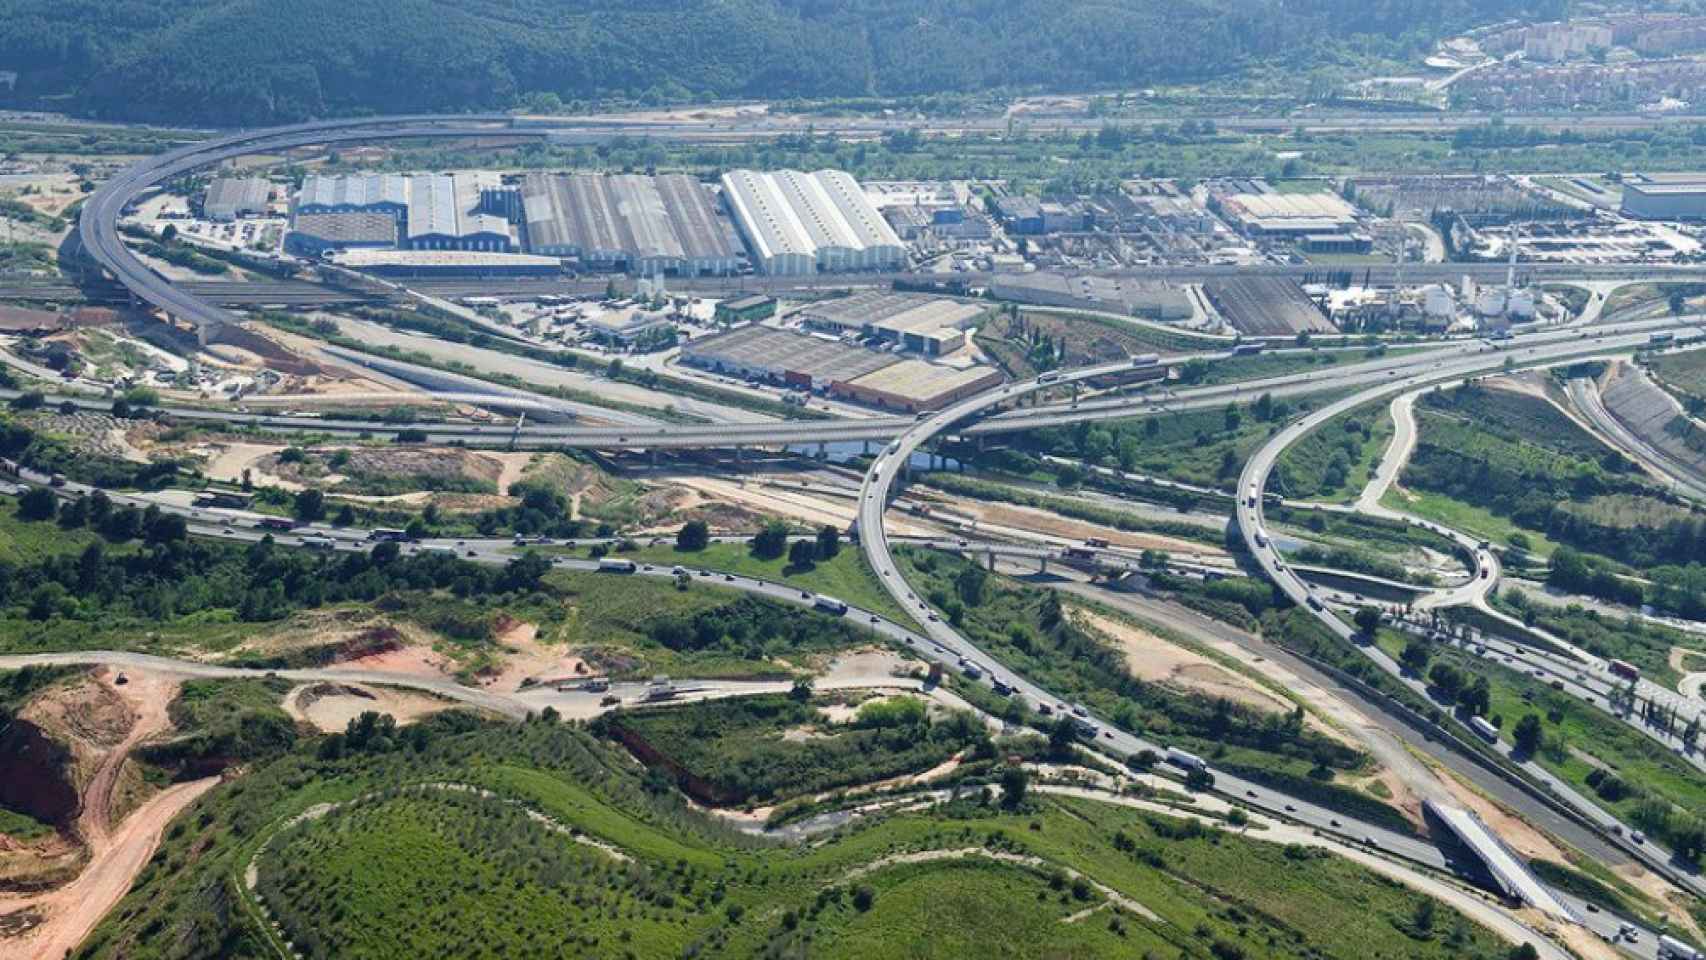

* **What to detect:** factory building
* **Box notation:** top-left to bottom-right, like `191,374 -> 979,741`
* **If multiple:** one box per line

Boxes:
993,196 -> 1045,235
682,325 -> 1001,410
681,325 -> 899,389
714,294 -> 778,324
797,291 -> 986,357
404,174 -> 514,252
292,174 -> 514,252
583,308 -> 675,347
519,173 -> 741,274
285,212 -> 399,256
1214,190 -> 1359,238
295,174 -> 410,220
203,177 -> 271,221
720,169 -> 905,275
1621,173 -> 1706,219
831,360 -> 1004,413
988,274 -> 1193,321
1302,233 -> 1374,255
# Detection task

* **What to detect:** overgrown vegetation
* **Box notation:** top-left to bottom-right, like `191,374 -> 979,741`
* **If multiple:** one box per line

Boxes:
1272,401 -> 1392,503
1,0 -> 1558,125
1401,384 -> 1706,616
599,694 -> 986,806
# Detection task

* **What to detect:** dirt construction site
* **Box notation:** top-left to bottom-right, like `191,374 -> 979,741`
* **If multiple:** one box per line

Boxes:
0,668 -> 215,958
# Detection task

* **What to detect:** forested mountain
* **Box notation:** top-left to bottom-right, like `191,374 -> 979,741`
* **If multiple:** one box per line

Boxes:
0,0 -> 1564,125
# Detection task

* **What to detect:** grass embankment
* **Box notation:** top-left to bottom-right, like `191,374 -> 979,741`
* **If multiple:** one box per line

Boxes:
548,539 -> 919,631
1390,384 -> 1652,559
992,390 -> 1345,492
1380,487 -> 1560,555
1649,343 -> 1706,400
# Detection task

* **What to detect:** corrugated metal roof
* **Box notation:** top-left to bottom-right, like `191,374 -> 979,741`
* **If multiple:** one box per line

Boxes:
654,174 -> 740,261
720,170 -> 815,263
407,174 -> 459,239
722,169 -> 903,269
815,169 -> 904,251
298,174 -> 407,211
204,177 -> 270,215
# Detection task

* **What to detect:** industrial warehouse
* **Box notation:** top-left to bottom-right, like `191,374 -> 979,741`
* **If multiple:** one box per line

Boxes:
1209,185 -> 1361,238
1620,172 -> 1706,219
1204,277 -> 1336,335
518,172 -> 742,274
719,169 -> 906,275
288,173 -> 515,253
796,291 -> 987,356
201,177 -> 271,221
283,167 -> 900,277
681,325 -> 1001,411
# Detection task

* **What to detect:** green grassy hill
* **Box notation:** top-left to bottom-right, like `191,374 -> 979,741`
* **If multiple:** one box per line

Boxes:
78,710 -> 1536,960
0,0 -> 1559,125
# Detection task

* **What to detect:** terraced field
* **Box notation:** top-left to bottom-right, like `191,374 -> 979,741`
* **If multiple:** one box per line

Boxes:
88,715 -> 1532,960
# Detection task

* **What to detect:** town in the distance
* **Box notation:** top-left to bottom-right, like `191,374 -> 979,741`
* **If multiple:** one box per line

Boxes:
0,3 -> 1705,960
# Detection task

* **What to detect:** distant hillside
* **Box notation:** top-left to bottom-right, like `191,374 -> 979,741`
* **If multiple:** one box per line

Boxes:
0,0 -> 1563,126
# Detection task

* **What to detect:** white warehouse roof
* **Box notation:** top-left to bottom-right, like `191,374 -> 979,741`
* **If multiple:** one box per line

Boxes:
408,174 -> 460,241
298,174 -> 409,211
720,169 -> 904,275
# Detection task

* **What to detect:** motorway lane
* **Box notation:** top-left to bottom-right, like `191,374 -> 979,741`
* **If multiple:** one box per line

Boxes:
1065,581 -> 1637,867
9,316 -> 1702,455
1236,325 -> 1706,903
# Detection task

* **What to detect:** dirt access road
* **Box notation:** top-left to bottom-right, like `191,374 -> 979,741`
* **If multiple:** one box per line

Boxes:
0,668 -> 209,959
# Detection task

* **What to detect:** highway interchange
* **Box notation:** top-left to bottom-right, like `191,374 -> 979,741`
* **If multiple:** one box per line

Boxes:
20,109 -> 1706,958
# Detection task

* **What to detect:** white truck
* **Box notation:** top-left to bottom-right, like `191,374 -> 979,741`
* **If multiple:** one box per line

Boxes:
813,594 -> 849,615
598,558 -> 638,573
1469,716 -> 1500,743
1166,747 -> 1207,772
1659,934 -> 1701,960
